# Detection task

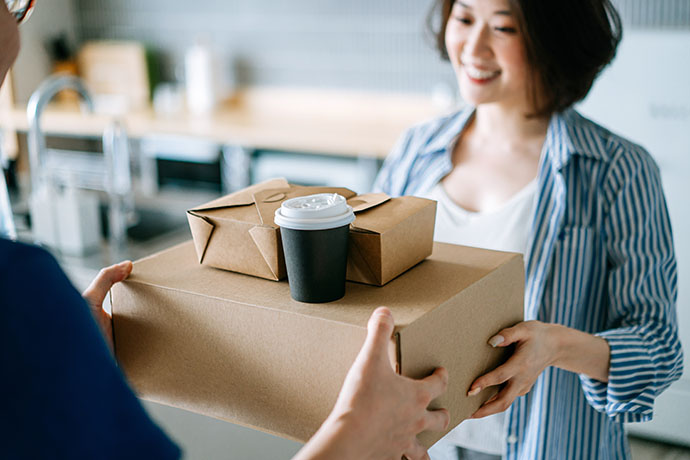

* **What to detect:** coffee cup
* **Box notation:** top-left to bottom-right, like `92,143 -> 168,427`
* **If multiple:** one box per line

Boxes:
274,193 -> 355,303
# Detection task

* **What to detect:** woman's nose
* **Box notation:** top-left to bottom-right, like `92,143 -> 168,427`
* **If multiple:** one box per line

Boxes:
463,24 -> 492,60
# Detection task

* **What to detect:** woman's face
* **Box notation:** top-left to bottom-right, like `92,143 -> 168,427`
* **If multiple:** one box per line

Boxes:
445,0 -> 532,111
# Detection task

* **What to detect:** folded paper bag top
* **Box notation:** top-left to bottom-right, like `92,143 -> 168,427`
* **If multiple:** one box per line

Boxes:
186,179 -> 436,285
186,179 -> 356,281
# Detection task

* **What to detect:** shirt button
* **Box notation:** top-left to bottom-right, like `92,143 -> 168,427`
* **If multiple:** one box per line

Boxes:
507,435 -> 519,444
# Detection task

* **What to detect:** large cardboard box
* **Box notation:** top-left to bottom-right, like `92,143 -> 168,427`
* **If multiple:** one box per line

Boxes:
112,241 -> 524,448
186,178 -> 436,285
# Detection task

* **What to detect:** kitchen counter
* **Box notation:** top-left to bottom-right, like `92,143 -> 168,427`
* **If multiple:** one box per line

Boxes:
5,87 -> 450,158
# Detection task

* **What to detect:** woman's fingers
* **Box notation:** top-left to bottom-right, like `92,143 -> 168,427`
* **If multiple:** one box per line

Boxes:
467,360 -> 516,395
471,382 -> 520,418
481,392 -> 500,406
467,321 -> 547,417
488,321 -> 531,348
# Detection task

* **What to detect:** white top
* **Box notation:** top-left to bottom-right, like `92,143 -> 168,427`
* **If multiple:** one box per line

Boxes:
421,179 -> 536,456
425,180 -> 536,255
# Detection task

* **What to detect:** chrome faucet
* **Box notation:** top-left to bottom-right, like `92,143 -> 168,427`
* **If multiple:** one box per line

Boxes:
26,74 -> 132,260
27,74 -> 95,193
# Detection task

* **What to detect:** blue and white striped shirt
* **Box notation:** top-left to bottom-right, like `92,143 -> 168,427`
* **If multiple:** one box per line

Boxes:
373,107 -> 684,460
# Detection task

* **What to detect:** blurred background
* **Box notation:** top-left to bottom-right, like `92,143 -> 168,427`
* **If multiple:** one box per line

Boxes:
1,0 -> 689,458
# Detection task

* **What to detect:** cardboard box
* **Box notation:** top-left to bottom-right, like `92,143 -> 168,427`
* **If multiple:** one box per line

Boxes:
347,193 -> 436,286
112,240 -> 524,448
186,178 -> 436,285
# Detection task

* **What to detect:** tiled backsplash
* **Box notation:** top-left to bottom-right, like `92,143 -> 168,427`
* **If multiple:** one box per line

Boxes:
617,0 -> 690,28
73,0 -> 690,94
74,0 -> 454,94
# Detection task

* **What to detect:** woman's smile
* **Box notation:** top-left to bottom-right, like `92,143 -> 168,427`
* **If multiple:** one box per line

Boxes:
462,62 -> 501,84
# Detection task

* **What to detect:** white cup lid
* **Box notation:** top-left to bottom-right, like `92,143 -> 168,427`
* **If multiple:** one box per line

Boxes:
274,193 -> 355,230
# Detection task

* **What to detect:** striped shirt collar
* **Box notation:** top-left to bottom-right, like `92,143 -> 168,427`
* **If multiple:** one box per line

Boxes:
417,107 -> 474,158
419,106 -> 610,171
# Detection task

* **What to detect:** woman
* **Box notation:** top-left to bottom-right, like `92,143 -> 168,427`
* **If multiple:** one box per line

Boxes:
374,0 -> 683,459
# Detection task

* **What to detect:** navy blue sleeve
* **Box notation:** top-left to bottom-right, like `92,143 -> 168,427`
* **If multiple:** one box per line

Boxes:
0,238 -> 181,460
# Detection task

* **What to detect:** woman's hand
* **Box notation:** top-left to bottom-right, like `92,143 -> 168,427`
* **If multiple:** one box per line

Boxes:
82,261 -> 133,351
468,320 -> 611,419
467,320 -> 558,419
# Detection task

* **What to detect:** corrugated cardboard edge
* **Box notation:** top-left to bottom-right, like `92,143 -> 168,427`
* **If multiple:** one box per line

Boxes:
398,254 -> 525,448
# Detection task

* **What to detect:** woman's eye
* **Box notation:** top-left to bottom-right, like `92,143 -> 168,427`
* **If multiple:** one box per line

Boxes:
453,15 -> 472,25
494,26 -> 517,34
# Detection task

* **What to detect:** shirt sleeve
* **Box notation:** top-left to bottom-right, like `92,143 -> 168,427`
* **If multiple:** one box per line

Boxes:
0,239 -> 182,459
371,127 -> 414,196
578,147 -> 684,423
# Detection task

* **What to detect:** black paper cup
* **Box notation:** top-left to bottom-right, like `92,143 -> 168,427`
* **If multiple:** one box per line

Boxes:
275,193 -> 355,303
280,225 -> 350,303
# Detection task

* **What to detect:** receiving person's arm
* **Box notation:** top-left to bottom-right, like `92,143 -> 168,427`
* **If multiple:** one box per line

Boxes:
294,307 -> 449,460
0,239 -> 181,459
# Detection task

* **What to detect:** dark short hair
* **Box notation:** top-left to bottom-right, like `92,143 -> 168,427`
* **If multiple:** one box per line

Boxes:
428,0 -> 623,117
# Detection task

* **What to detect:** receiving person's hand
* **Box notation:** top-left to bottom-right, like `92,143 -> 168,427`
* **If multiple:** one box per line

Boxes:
467,320 -> 556,419
294,307 -> 450,460
82,261 -> 133,350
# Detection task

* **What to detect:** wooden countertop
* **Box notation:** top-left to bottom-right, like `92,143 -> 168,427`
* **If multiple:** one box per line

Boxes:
5,87 -> 451,158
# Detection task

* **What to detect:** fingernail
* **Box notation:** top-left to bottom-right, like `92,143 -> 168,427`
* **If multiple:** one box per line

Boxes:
467,387 -> 481,396
376,307 -> 391,318
489,335 -> 504,347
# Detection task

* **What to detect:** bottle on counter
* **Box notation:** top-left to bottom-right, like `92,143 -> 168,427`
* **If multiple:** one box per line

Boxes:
185,39 -> 216,115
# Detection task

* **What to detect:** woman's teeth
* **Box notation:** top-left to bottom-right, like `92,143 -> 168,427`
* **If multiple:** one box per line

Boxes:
464,65 -> 500,80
